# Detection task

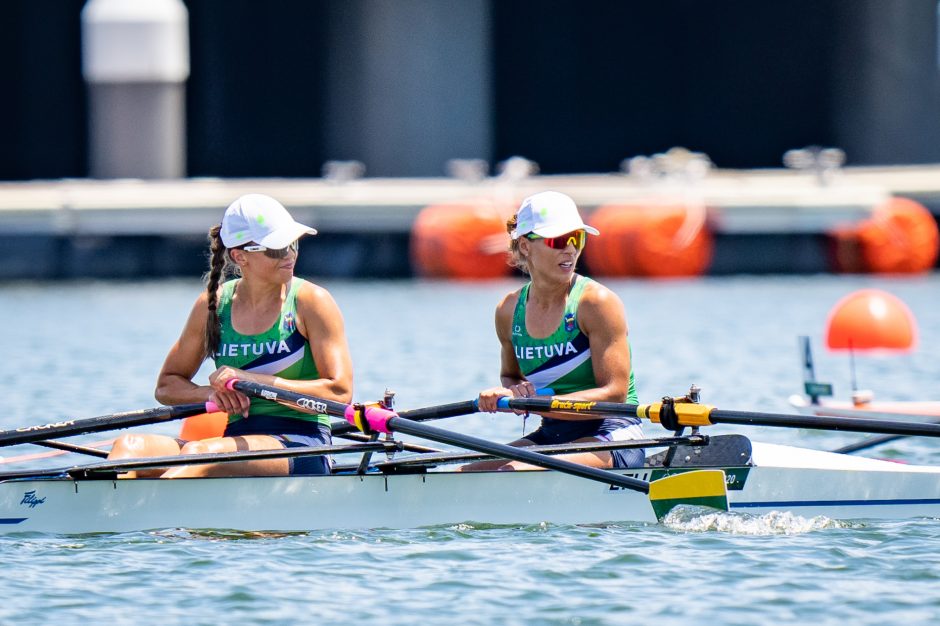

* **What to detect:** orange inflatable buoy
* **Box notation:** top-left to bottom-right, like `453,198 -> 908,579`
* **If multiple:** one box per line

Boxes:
410,200 -> 515,279
825,289 -> 917,352
178,412 -> 228,441
831,197 -> 939,274
582,202 -> 712,278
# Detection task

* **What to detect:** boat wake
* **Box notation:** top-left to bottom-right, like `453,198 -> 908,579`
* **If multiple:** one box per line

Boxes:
662,506 -> 850,535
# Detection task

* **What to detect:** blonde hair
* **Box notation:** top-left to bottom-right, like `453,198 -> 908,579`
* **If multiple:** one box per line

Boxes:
506,214 -> 529,275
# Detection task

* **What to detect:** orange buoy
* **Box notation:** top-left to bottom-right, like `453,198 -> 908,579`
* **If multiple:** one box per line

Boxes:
825,289 -> 917,352
831,197 -> 939,274
582,202 -> 712,277
178,412 -> 228,441
410,200 -> 515,279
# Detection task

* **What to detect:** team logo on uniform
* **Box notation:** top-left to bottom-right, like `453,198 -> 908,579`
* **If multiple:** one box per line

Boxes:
512,324 -> 522,336
564,313 -> 575,332
283,312 -> 296,333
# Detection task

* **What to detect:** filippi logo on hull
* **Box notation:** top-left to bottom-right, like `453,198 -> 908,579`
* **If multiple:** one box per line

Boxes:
20,491 -> 45,508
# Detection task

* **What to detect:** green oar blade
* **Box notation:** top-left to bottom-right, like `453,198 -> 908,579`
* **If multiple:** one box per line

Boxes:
648,469 -> 729,519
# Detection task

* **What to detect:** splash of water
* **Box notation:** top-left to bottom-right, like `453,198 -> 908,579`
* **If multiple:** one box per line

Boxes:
663,506 -> 850,535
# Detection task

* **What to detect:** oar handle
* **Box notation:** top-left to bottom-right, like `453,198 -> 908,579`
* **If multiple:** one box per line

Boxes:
229,380 -> 397,434
486,388 -> 555,411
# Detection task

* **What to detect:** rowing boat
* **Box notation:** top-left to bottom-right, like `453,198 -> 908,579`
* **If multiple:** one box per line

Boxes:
6,379 -> 940,534
792,335 -> 940,423
1,433 -> 939,534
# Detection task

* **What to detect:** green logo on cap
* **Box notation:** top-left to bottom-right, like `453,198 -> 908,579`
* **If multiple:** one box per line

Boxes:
256,215 -> 266,225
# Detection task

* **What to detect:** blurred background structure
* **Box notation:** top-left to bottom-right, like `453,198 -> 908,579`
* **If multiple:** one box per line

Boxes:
0,0 -> 938,279
5,0 -> 940,179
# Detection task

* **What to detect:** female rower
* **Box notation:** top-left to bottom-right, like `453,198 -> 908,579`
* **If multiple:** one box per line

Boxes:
108,193 -> 353,477
466,191 -> 645,471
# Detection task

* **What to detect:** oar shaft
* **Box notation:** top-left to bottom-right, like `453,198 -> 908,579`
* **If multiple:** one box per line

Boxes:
706,410 -> 940,437
330,400 -> 478,436
0,403 -> 216,448
34,440 -> 110,458
498,396 -> 940,439
386,416 -> 650,493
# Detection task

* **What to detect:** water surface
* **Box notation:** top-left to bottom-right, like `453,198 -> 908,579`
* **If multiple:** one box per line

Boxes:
0,273 -> 938,625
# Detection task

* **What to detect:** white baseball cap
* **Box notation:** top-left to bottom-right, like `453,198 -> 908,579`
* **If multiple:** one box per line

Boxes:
219,194 -> 317,249
511,191 -> 600,240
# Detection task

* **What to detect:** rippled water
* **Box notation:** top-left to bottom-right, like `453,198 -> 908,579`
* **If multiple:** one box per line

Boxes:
0,273 -> 938,624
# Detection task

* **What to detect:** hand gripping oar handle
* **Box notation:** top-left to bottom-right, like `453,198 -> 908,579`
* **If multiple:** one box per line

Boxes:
0,401 -> 220,448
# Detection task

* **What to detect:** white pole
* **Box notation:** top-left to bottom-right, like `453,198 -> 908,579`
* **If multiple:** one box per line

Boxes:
81,0 -> 190,179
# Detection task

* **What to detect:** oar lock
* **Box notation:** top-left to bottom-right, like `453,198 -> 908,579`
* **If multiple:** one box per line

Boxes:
637,389 -> 715,430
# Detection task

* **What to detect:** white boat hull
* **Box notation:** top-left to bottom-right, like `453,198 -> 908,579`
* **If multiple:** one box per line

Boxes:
0,469 -> 662,534
3,441 -> 940,533
788,394 -> 940,423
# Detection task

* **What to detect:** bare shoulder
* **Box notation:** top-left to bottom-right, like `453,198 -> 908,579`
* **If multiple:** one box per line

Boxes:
187,290 -> 211,322
496,288 -> 522,316
578,279 -> 627,332
295,279 -> 341,313
494,288 -> 522,338
495,287 -> 523,324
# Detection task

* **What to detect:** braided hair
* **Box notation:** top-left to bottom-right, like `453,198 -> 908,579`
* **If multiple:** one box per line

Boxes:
203,224 -> 239,359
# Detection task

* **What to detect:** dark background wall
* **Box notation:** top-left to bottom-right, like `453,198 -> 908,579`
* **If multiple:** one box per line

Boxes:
492,1 -> 836,171
2,0 -> 938,180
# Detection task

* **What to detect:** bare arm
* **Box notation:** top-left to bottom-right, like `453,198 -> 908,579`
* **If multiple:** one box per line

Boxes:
155,293 -> 215,405
478,291 -> 530,412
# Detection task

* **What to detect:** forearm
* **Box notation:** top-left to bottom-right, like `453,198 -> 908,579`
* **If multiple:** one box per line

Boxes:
262,374 -> 353,404
155,374 -> 213,405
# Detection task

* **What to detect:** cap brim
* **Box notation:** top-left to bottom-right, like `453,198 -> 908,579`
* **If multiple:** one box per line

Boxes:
532,223 -> 600,238
256,222 -> 318,249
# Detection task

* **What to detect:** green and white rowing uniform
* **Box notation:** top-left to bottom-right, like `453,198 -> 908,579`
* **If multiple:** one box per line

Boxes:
214,277 -> 329,428
511,275 -> 644,468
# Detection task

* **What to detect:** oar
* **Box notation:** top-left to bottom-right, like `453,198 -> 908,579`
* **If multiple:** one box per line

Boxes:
831,433 -> 907,455
33,440 -> 110,458
830,418 -> 940,454
0,439 -> 115,464
0,441 -> 401,481
0,402 -> 219,448
229,380 -> 729,518
497,396 -> 940,439
330,400 -> 478,436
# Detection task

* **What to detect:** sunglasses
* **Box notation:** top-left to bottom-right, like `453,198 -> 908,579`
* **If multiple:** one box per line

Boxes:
242,240 -> 299,259
525,230 -> 587,251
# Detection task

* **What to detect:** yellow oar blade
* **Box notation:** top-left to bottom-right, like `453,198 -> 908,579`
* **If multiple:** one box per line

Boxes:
648,469 -> 729,519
